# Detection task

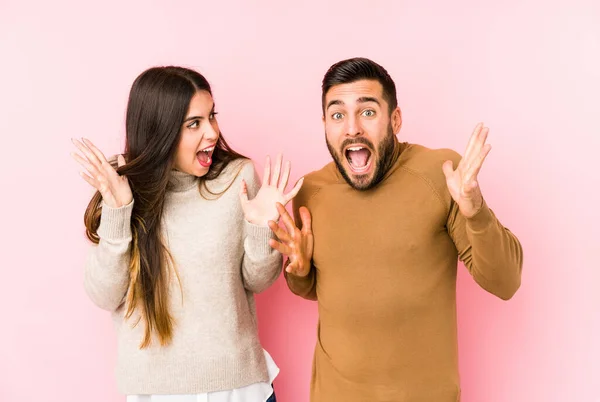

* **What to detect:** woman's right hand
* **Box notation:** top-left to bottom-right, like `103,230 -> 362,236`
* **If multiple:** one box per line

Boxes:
71,138 -> 133,208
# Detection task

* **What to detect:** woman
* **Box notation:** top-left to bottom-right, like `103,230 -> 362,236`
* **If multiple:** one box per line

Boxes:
71,66 -> 302,401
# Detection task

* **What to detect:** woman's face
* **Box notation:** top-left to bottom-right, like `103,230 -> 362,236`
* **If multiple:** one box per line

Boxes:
172,90 -> 220,177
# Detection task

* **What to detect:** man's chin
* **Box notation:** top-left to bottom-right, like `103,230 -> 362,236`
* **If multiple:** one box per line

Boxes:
346,160 -> 373,176
342,166 -> 376,191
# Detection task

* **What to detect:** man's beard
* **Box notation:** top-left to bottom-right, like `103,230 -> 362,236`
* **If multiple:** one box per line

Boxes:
326,125 -> 397,191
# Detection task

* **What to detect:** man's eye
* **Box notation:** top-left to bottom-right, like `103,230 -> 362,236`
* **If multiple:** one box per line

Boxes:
332,112 -> 343,120
362,110 -> 375,117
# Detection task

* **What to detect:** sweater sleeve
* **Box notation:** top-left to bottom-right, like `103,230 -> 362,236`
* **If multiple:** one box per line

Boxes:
283,182 -> 318,301
443,153 -> 523,300
83,200 -> 133,311
239,161 -> 283,294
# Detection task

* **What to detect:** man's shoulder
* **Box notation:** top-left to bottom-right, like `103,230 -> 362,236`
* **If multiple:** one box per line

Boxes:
295,162 -> 338,205
401,143 -> 461,181
394,143 -> 462,206
402,143 -> 461,168
304,161 -> 338,185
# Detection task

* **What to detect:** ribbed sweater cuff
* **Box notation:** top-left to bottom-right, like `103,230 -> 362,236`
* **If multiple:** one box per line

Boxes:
466,199 -> 493,232
244,220 -> 274,256
97,200 -> 134,241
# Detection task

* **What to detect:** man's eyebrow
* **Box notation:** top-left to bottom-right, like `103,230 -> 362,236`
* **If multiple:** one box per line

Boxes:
326,97 -> 381,110
326,99 -> 344,110
357,96 -> 380,105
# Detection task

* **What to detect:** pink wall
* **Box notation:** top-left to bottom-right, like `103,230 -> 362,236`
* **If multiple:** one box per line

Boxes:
1,1 -> 598,401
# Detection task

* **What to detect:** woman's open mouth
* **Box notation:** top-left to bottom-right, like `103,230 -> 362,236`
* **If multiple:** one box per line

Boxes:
196,145 -> 215,168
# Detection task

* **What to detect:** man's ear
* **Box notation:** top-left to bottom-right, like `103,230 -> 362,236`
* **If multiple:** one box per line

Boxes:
391,107 -> 402,134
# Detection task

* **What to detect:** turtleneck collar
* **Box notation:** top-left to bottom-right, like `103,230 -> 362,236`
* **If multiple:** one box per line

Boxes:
168,170 -> 199,193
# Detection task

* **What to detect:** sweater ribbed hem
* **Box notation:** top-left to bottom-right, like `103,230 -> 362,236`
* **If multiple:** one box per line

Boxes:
116,344 -> 269,395
97,200 -> 134,240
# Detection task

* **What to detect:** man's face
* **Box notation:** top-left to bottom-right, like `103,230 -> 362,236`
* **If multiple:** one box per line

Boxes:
324,79 -> 402,190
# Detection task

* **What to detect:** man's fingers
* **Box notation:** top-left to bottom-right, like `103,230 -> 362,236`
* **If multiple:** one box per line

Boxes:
285,260 -> 307,276
465,126 -> 488,170
463,123 -> 483,160
268,220 -> 292,244
299,206 -> 312,235
276,202 -> 298,235
269,239 -> 292,256
464,144 -> 491,184
285,260 -> 298,274
442,160 -> 454,181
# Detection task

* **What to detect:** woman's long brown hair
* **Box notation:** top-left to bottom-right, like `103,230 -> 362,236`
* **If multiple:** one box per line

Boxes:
84,67 -> 245,348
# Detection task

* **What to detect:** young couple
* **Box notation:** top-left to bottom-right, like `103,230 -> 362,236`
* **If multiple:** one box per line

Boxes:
74,58 -> 522,402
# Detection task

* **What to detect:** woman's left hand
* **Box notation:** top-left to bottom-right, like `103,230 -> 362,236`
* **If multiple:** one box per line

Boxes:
240,154 -> 304,226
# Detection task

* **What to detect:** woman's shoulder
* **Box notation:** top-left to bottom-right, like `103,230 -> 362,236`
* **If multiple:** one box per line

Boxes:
202,157 -> 254,196
220,157 -> 254,182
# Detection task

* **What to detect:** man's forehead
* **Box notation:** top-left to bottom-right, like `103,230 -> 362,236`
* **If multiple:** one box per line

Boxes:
325,80 -> 385,109
325,80 -> 385,108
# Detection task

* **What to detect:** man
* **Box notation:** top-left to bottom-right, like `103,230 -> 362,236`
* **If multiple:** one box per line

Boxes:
268,57 -> 523,401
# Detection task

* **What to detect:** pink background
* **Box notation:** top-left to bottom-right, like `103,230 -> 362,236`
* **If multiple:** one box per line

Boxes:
1,1 -> 599,401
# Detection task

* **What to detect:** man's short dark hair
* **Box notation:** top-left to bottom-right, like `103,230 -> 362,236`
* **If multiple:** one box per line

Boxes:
321,57 -> 398,114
